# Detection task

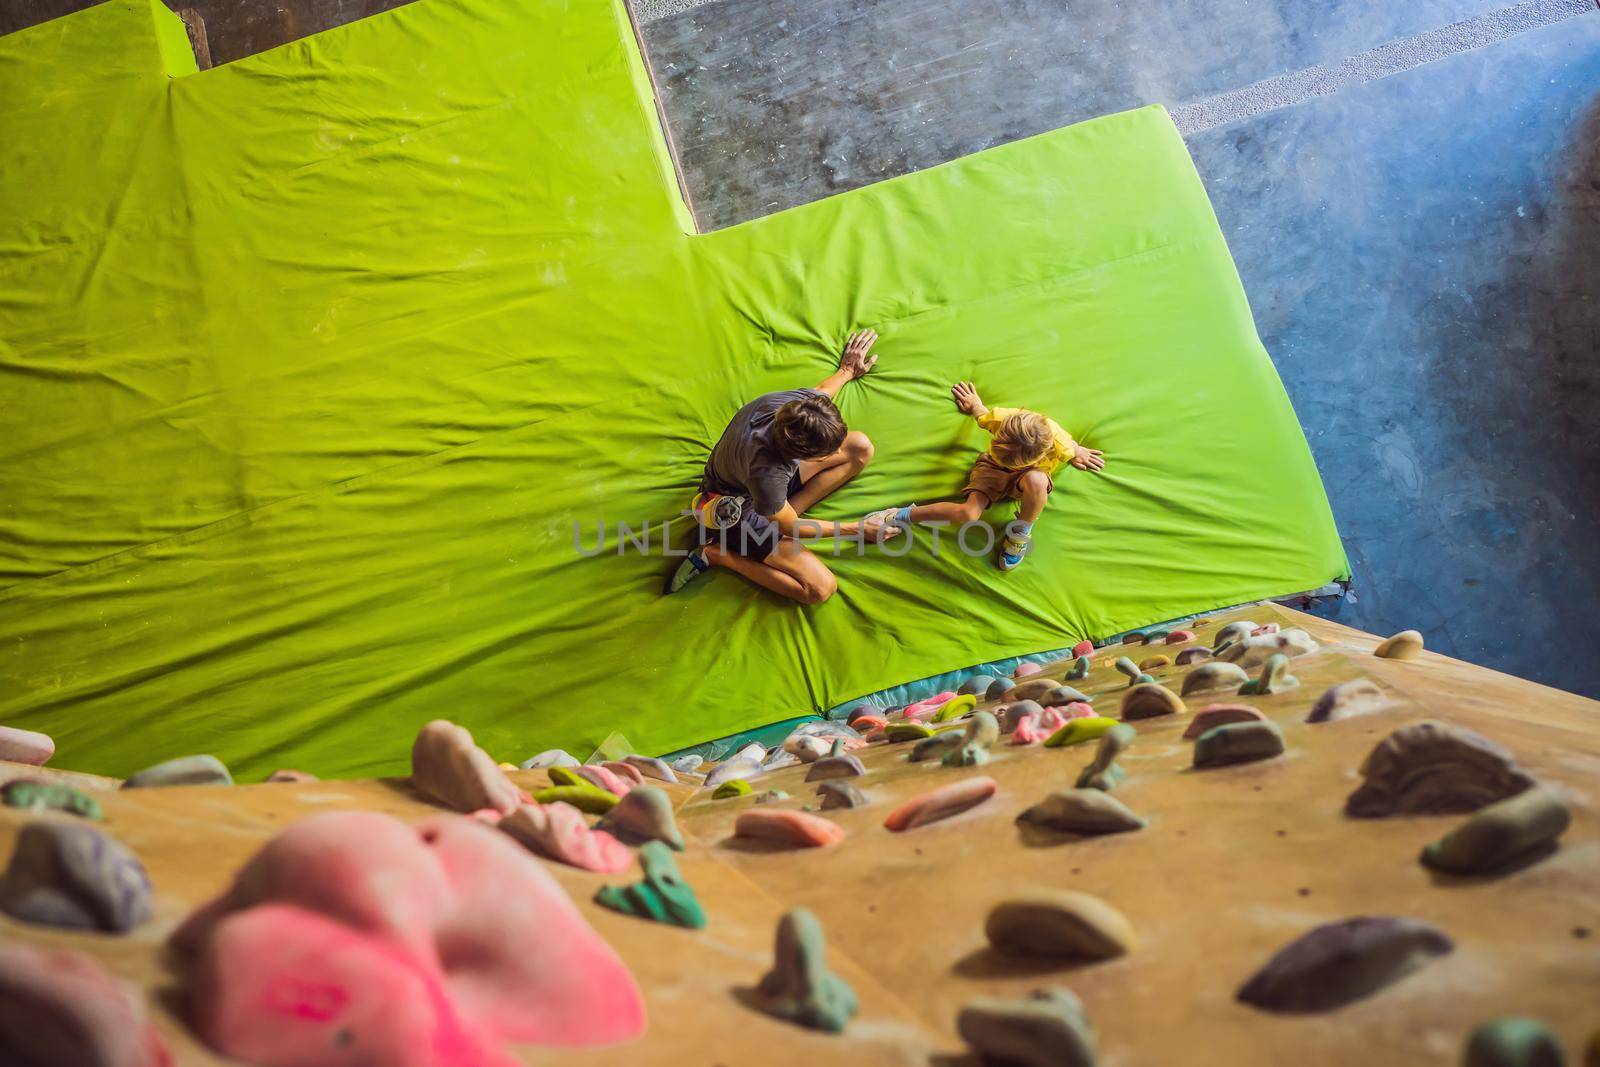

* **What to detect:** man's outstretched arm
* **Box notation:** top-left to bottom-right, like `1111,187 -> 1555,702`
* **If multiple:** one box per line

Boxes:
815,329 -> 878,398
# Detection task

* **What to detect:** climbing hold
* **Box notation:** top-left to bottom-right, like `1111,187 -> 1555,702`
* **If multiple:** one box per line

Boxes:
531,784 -> 618,814
1165,629 -> 1196,645
1176,647 -> 1214,666
851,715 -> 887,734
1114,657 -> 1141,682
602,760 -> 646,786
1066,655 -> 1091,680
805,754 -> 866,781
122,754 -> 233,789
1001,699 -> 1045,734
597,785 -> 685,850
0,822 -> 152,933
594,841 -> 706,929
500,801 -> 633,873
817,781 -> 868,809
845,703 -> 884,724
550,764 -> 632,798
1044,717 -> 1120,748
1214,621 -> 1259,646
670,754 -> 704,774
1194,721 -> 1286,767
1463,1018 -> 1565,1067
1016,789 -> 1145,835
1420,788 -> 1570,875
755,907 -> 857,1032
1004,678 -> 1058,703
1238,653 -> 1298,695
410,720 -> 520,816
933,694 -> 978,723
265,769 -> 318,783
1075,723 -> 1136,791
1220,628 -> 1319,667
0,779 -> 102,820
886,722 -> 935,743
884,776 -> 998,831
1071,640 -> 1095,658
784,735 -> 833,763
734,809 -> 844,848
900,690 -> 959,721
988,678 -> 1014,700
1180,661 -> 1249,696
958,988 -> 1096,1067
520,749 -> 580,771
910,732 -> 963,762
704,757 -> 763,789
1181,703 -> 1269,740
713,778 -> 754,800
1138,654 -> 1170,671
734,742 -> 767,764
1375,629 -> 1425,660
1123,631 -> 1147,645
1010,712 -> 1049,745
0,726 -> 54,766
754,789 -> 790,804
622,754 -> 679,784
1347,720 -> 1537,817
986,889 -> 1136,960
1041,684 -> 1092,707
1014,661 -> 1043,678
943,711 -> 1000,767
1306,678 -> 1391,723
1119,683 -> 1184,720
1236,916 -> 1452,1013
959,674 -> 1003,696
0,941 -> 172,1067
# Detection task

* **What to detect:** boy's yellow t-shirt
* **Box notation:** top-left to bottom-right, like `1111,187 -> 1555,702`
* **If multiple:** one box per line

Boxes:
976,406 -> 1078,474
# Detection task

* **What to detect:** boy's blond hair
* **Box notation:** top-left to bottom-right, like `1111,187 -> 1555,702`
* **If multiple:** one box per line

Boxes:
989,411 -> 1053,468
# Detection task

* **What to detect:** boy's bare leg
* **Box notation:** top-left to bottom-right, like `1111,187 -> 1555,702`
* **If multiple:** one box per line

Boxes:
906,492 -> 989,525
1016,470 -> 1051,523
702,539 -> 837,605
790,431 -> 874,515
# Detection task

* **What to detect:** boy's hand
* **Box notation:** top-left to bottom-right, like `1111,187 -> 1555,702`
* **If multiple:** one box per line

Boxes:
951,380 -> 986,416
840,329 -> 879,379
1070,447 -> 1106,473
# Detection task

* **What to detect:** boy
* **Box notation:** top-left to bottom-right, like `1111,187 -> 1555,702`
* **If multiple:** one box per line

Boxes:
868,381 -> 1104,569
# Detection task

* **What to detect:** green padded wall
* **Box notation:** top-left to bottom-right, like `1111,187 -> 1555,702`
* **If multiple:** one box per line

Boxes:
0,0 -> 1347,779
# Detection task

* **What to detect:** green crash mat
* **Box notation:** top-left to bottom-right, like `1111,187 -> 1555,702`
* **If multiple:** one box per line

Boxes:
0,0 -> 1347,779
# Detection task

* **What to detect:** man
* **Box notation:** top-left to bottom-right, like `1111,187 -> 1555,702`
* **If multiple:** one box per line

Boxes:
665,330 -> 894,604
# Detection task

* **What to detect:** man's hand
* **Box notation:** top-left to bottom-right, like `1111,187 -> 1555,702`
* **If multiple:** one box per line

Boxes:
1070,447 -> 1106,473
840,329 -> 879,380
951,380 -> 986,416
860,510 -> 902,543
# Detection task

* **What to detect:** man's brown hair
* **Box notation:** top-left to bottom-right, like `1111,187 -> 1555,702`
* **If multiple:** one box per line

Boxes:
772,394 -> 848,460
990,411 -> 1053,468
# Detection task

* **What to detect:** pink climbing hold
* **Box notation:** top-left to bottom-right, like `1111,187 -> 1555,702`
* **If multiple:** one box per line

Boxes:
602,761 -> 646,786
0,940 -> 173,1067
1165,630 -> 1196,645
1013,662 -> 1043,678
900,691 -> 959,722
1010,703 -> 1092,744
884,776 -> 998,831
1010,712 -> 1048,745
0,725 -> 54,766
173,811 -> 645,1064
575,764 -> 633,797
734,809 -> 845,848
1182,703 -> 1271,740
1071,640 -> 1094,658
499,802 -> 633,874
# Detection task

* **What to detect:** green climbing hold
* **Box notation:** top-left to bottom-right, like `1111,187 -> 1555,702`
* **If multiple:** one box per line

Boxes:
933,694 -> 978,723
714,778 -> 755,799
0,780 -> 103,820
594,840 -> 707,929
1044,717 -> 1120,749
756,907 -> 858,1032
886,722 -> 936,743
531,784 -> 618,814
1462,1017 -> 1564,1067
1066,655 -> 1091,681
1075,723 -> 1136,791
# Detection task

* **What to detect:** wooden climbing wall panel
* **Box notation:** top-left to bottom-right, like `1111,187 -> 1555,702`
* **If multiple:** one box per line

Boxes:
1,603 -> 1596,1064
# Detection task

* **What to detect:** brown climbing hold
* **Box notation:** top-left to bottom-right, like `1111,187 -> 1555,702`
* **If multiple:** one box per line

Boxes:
1236,916 -> 1452,1012
265,769 -> 319,783
1420,788 -> 1570,874
1016,789 -> 1145,835
1306,678 -> 1391,723
957,988 -> 1096,1067
805,754 -> 866,781
986,890 -> 1136,960
1180,661 -> 1249,696
1347,720 -> 1537,817
1375,629 -> 1424,660
410,720 -> 521,816
596,786 -> 684,850
1137,654 -> 1170,671
1182,703 -> 1268,740
884,777 -> 997,831
909,732 -> 963,762
1041,685 -> 1091,707
1175,647 -> 1213,665
943,711 -> 999,767
1119,683 -> 1184,721
0,941 -> 172,1067
0,823 -> 152,933
1004,678 -> 1058,703
817,781 -> 868,810
1193,720 -> 1285,767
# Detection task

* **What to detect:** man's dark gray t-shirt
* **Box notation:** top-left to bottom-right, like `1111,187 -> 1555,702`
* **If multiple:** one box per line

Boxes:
701,388 -> 821,518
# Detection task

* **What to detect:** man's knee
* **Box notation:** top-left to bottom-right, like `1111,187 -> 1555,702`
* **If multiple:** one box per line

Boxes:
843,431 -> 874,468
1019,470 -> 1051,498
798,569 -> 838,605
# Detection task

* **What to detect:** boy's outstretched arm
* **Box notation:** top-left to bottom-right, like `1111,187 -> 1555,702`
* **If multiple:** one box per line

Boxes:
951,380 -> 988,420
815,329 -> 879,398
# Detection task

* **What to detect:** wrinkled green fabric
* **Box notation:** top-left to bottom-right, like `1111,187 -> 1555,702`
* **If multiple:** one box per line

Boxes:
0,0 -> 1346,779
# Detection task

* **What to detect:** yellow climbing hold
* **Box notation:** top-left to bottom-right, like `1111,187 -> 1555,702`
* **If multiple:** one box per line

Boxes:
933,694 -> 978,723
1044,717 -> 1121,748
531,785 -> 618,814
714,778 -> 755,799
1138,654 -> 1170,671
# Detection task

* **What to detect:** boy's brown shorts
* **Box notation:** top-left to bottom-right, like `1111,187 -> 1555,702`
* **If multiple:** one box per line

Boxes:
963,455 -> 1052,505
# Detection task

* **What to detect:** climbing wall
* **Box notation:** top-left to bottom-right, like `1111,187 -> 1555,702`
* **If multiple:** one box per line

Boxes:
1,603 -> 1595,1064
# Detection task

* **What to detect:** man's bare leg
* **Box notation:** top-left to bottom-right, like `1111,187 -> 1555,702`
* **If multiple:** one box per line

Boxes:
702,539 -> 837,605
790,431 -> 874,515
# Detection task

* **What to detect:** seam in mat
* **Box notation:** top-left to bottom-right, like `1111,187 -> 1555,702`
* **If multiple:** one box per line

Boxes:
0,231 -> 1208,600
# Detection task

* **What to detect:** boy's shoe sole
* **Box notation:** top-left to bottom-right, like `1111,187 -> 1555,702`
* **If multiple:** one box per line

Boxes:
997,537 -> 1031,571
